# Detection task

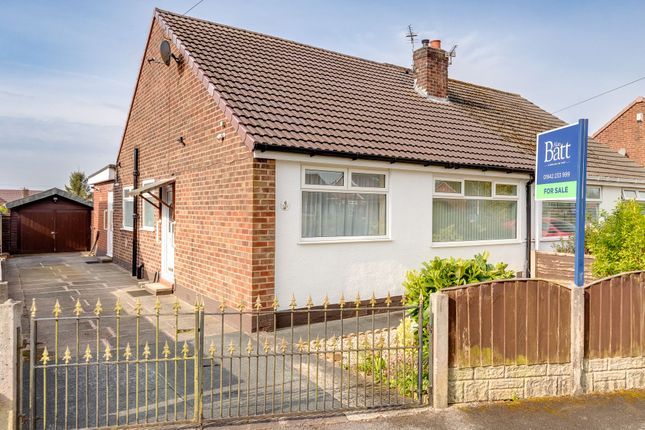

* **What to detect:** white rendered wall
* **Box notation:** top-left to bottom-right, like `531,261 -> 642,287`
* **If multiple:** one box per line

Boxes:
274,159 -> 528,310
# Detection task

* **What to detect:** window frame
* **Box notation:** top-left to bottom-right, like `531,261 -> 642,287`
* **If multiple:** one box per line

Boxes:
122,186 -> 134,231
431,178 -> 521,247
622,189 -> 645,201
299,166 -> 390,243
140,179 -> 156,231
540,185 -> 603,240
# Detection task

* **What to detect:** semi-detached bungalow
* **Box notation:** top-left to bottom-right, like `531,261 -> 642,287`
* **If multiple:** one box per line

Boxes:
93,9 -> 645,325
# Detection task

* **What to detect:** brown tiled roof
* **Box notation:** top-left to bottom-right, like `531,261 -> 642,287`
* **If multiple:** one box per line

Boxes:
449,81 -> 645,182
156,9 -> 645,182
0,189 -> 42,205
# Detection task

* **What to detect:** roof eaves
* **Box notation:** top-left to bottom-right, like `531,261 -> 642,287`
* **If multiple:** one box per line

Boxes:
5,188 -> 92,209
253,143 -> 534,174
154,9 -> 256,151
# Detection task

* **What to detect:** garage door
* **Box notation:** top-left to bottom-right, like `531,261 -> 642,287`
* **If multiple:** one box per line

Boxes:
19,211 -> 55,253
19,210 -> 90,253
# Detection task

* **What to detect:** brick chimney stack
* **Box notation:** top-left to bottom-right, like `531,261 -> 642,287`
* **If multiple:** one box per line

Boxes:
413,39 -> 449,100
22,187 -> 29,198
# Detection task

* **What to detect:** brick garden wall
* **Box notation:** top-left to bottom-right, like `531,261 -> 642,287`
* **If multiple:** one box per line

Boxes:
595,98 -> 645,168
113,17 -> 275,315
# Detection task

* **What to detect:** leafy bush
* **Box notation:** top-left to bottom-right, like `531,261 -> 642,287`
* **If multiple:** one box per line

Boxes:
404,251 -> 515,321
587,200 -> 645,277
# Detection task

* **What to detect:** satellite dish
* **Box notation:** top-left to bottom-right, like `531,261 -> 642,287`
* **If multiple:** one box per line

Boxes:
160,40 -> 172,66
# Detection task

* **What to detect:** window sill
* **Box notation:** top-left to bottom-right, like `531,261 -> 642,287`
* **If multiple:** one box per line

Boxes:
432,239 -> 522,248
298,236 -> 392,245
140,227 -> 155,232
121,227 -> 133,232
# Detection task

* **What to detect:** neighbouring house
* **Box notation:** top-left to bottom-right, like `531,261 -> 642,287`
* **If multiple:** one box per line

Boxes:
107,9 -> 645,324
4,188 -> 92,254
592,96 -> 645,210
0,188 -> 42,207
87,165 -> 116,257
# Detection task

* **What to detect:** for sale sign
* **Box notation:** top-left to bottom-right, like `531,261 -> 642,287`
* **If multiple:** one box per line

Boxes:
535,122 -> 583,200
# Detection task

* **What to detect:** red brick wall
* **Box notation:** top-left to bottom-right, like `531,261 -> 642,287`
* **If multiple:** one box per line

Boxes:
113,17 -> 275,312
90,182 -> 112,256
595,100 -> 645,168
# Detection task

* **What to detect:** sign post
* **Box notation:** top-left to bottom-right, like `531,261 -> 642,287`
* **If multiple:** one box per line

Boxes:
536,119 -> 589,286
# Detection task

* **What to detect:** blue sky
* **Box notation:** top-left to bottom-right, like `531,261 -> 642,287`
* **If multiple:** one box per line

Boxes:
1,0 -> 644,189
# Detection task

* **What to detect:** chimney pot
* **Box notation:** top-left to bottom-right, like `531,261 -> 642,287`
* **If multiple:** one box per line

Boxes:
421,39 -> 429,47
430,39 -> 441,49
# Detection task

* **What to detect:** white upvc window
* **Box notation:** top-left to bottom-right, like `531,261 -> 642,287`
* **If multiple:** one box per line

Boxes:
622,189 -> 645,213
300,167 -> 388,242
141,179 -> 156,231
122,186 -> 134,231
541,185 -> 602,239
432,178 -> 519,244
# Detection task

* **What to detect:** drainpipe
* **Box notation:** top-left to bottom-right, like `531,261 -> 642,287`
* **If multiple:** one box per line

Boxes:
131,148 -> 139,277
525,175 -> 534,278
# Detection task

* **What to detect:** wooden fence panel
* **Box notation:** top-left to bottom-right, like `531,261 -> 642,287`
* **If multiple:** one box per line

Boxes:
446,279 -> 571,368
585,271 -> 645,359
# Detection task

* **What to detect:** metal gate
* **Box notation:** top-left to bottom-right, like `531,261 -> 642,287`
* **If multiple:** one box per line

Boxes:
22,293 -> 431,429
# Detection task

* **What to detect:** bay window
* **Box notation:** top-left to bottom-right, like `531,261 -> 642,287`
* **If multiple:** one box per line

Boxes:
301,167 -> 387,240
541,185 -> 601,238
432,179 -> 519,243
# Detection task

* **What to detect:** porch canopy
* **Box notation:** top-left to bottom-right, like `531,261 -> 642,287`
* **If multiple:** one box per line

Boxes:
129,177 -> 175,209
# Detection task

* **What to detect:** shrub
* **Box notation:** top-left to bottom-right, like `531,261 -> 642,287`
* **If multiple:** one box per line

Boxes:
587,199 -> 645,277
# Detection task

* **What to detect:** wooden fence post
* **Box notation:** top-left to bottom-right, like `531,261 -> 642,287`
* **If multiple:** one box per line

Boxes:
570,285 -> 584,394
431,292 -> 448,409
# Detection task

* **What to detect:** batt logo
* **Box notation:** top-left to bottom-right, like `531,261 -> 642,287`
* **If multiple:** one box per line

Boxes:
544,140 -> 571,163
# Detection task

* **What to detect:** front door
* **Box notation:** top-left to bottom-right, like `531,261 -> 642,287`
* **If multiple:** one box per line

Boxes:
160,185 -> 175,284
106,191 -> 114,257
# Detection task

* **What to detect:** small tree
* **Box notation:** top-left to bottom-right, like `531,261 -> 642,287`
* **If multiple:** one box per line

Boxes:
587,199 -> 645,277
65,171 -> 92,201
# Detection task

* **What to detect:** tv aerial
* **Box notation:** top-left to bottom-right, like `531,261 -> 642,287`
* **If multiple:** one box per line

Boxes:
446,45 -> 458,64
406,25 -> 418,51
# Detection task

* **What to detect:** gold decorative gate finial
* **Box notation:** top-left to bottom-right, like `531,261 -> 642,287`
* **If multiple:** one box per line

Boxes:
306,295 -> 314,309
279,338 -> 288,353
339,293 -> 345,309
124,343 -> 132,361
385,291 -> 392,307
63,346 -> 71,365
227,340 -> 235,356
296,337 -> 307,352
182,341 -> 190,359
263,338 -> 271,353
246,339 -> 254,355
154,297 -> 161,315
30,298 -> 37,319
74,298 -> 84,317
237,299 -> 246,313
254,296 -> 263,312
83,345 -> 93,363
41,347 -> 50,365
354,293 -> 361,309
114,299 -> 123,316
104,344 -> 112,361
52,299 -> 62,318
134,298 -> 143,316
173,298 -> 182,315
289,294 -> 297,311
143,342 -> 151,360
323,295 -> 329,309
370,293 -> 377,308
94,298 -> 103,316
163,342 -> 171,359
218,298 -> 226,312
208,342 -> 216,358
272,297 -> 279,311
